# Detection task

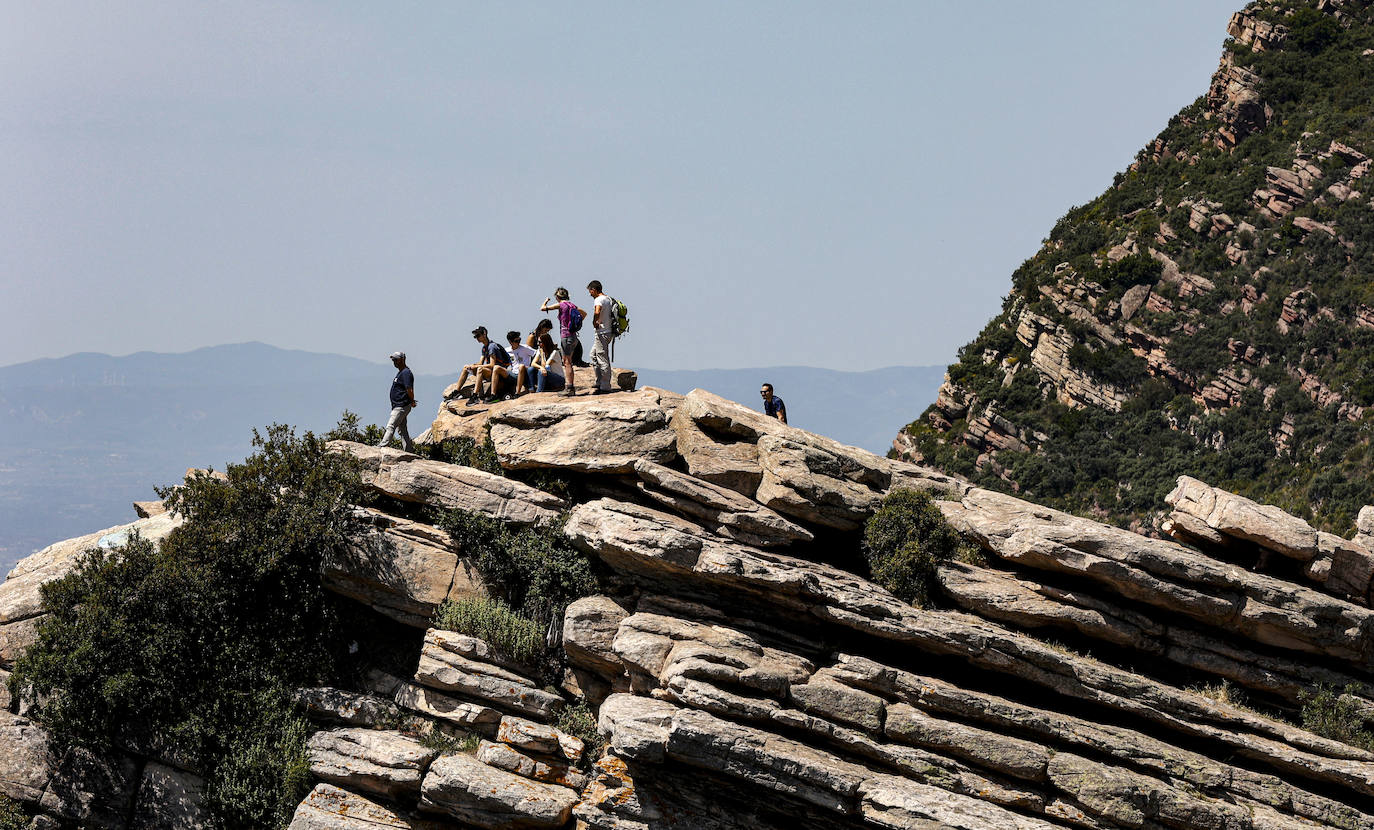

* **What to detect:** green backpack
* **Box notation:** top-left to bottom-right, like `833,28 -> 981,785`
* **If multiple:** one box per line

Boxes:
609,297 -> 630,337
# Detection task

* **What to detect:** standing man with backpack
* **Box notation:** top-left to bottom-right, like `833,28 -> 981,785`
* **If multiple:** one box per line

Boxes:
541,287 -> 583,397
587,280 -> 616,395
380,351 -> 417,452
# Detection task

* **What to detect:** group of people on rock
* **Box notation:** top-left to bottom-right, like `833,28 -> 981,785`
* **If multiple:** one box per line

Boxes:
376,279 -> 787,453
455,280 -> 618,404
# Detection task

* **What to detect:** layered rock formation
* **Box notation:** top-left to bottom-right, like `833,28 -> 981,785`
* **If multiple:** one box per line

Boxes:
4,388 -> 1373,829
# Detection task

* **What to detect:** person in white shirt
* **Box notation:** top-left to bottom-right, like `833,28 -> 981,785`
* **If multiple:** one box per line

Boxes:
528,333 -> 565,392
587,279 -> 615,394
506,330 -> 538,397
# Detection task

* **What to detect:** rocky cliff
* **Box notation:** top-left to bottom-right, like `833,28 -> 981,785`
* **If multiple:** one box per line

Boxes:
895,0 -> 1374,535
3,385 -> 1374,829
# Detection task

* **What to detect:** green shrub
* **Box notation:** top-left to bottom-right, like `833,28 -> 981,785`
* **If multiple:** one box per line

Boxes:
555,700 -> 604,766
8,425 -> 363,829
0,795 -> 29,830
326,410 -> 385,446
433,595 -> 546,668
437,510 -> 601,627
1300,684 -> 1374,752
862,489 -> 972,608
424,436 -> 502,474
204,687 -> 313,829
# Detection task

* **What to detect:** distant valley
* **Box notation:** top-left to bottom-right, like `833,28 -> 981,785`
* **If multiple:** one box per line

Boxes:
0,343 -> 941,571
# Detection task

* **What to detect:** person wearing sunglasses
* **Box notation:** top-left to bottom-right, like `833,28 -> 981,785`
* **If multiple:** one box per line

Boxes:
760,383 -> 787,424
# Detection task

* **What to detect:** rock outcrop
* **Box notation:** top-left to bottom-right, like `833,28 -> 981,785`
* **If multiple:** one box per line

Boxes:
5,385 -> 1374,829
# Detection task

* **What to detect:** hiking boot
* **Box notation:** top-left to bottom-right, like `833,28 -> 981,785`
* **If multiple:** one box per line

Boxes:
559,387 -> 576,397
465,396 -> 480,407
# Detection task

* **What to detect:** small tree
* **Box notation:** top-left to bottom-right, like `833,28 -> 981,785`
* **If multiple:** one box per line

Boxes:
862,489 -> 970,608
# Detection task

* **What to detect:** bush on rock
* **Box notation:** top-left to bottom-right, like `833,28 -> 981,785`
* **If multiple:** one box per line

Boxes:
862,489 -> 972,608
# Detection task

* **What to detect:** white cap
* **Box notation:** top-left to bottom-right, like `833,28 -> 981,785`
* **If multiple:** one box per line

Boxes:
389,351 -> 405,360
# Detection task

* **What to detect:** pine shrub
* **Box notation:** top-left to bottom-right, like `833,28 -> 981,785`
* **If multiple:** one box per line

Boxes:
862,489 -> 971,608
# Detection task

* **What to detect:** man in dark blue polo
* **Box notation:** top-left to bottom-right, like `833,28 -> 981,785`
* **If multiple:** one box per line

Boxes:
381,351 -> 417,451
760,383 -> 787,424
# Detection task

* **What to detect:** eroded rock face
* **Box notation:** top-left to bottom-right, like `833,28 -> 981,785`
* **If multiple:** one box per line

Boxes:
487,389 -> 678,473
128,763 -> 207,830
288,783 -> 450,830
415,629 -> 564,719
306,729 -> 437,799
419,752 -> 577,829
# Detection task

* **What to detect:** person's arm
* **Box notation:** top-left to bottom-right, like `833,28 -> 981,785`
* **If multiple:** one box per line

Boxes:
540,298 -> 557,312
776,401 -> 787,424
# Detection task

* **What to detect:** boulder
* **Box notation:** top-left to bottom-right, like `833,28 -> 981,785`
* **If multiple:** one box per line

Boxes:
306,728 -> 437,799
1166,475 -> 1320,560
486,389 -> 678,473
633,459 -> 814,547
562,596 -> 629,677
128,762 -> 207,830
419,752 -> 578,828
288,783 -> 450,830
475,740 -> 587,789
414,629 -> 564,719
322,509 -> 484,627
132,500 -> 167,519
496,716 -> 583,762
329,441 -> 566,524
390,680 -> 502,730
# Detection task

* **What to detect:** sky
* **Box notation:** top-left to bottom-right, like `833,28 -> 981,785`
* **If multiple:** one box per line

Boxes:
1,1 -> 1244,373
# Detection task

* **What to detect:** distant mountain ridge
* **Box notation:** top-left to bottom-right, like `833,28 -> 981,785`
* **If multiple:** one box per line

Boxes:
0,343 -> 941,571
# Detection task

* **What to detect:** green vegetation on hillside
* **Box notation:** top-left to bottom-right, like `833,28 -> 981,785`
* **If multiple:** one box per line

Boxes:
905,1 -> 1374,533
8,426 -> 365,828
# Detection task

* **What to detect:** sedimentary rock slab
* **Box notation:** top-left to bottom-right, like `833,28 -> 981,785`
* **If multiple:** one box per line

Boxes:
943,486 -> 1374,667
497,715 -> 584,762
419,752 -> 577,828
288,783 -> 450,830
562,596 -> 629,677
330,440 -> 566,524
306,728 -> 437,799
38,747 -> 141,829
323,509 -> 484,627
0,712 -> 56,803
487,389 -> 678,473
859,774 -> 1058,830
476,740 -> 587,789
296,687 -> 407,728
415,629 -> 563,719
1167,475 -> 1321,560
634,459 -> 814,547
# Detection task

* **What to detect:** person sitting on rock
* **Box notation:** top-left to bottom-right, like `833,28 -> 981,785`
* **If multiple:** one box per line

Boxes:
540,288 -> 583,396
466,326 -> 512,405
526,318 -> 554,350
506,330 -> 538,396
528,332 -> 565,392
760,383 -> 787,424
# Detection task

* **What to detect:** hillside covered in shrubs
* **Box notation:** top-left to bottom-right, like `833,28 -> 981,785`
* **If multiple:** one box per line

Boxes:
896,0 -> 1374,535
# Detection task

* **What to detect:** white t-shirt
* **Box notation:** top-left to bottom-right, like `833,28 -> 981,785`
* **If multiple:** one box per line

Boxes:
539,347 -> 565,378
593,294 -> 614,335
508,343 -> 537,368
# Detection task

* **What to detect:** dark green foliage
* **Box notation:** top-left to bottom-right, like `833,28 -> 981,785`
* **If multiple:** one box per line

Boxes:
555,700 -> 604,766
1300,684 -> 1374,751
204,687 -> 313,828
436,509 -> 601,627
432,596 -> 545,668
0,796 -> 29,830
862,489 -> 971,608
326,409 -> 385,446
423,435 -> 502,475
8,425 -> 363,829
1100,252 -> 1161,290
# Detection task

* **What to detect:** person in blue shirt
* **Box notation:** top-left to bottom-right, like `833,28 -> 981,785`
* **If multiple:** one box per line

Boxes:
760,383 -> 787,424
380,351 -> 417,452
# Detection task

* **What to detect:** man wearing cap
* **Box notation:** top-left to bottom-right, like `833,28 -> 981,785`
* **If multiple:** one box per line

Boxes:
380,351 -> 417,452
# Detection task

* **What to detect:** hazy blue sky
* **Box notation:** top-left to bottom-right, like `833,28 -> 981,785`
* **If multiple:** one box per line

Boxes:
2,1 -> 1242,373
